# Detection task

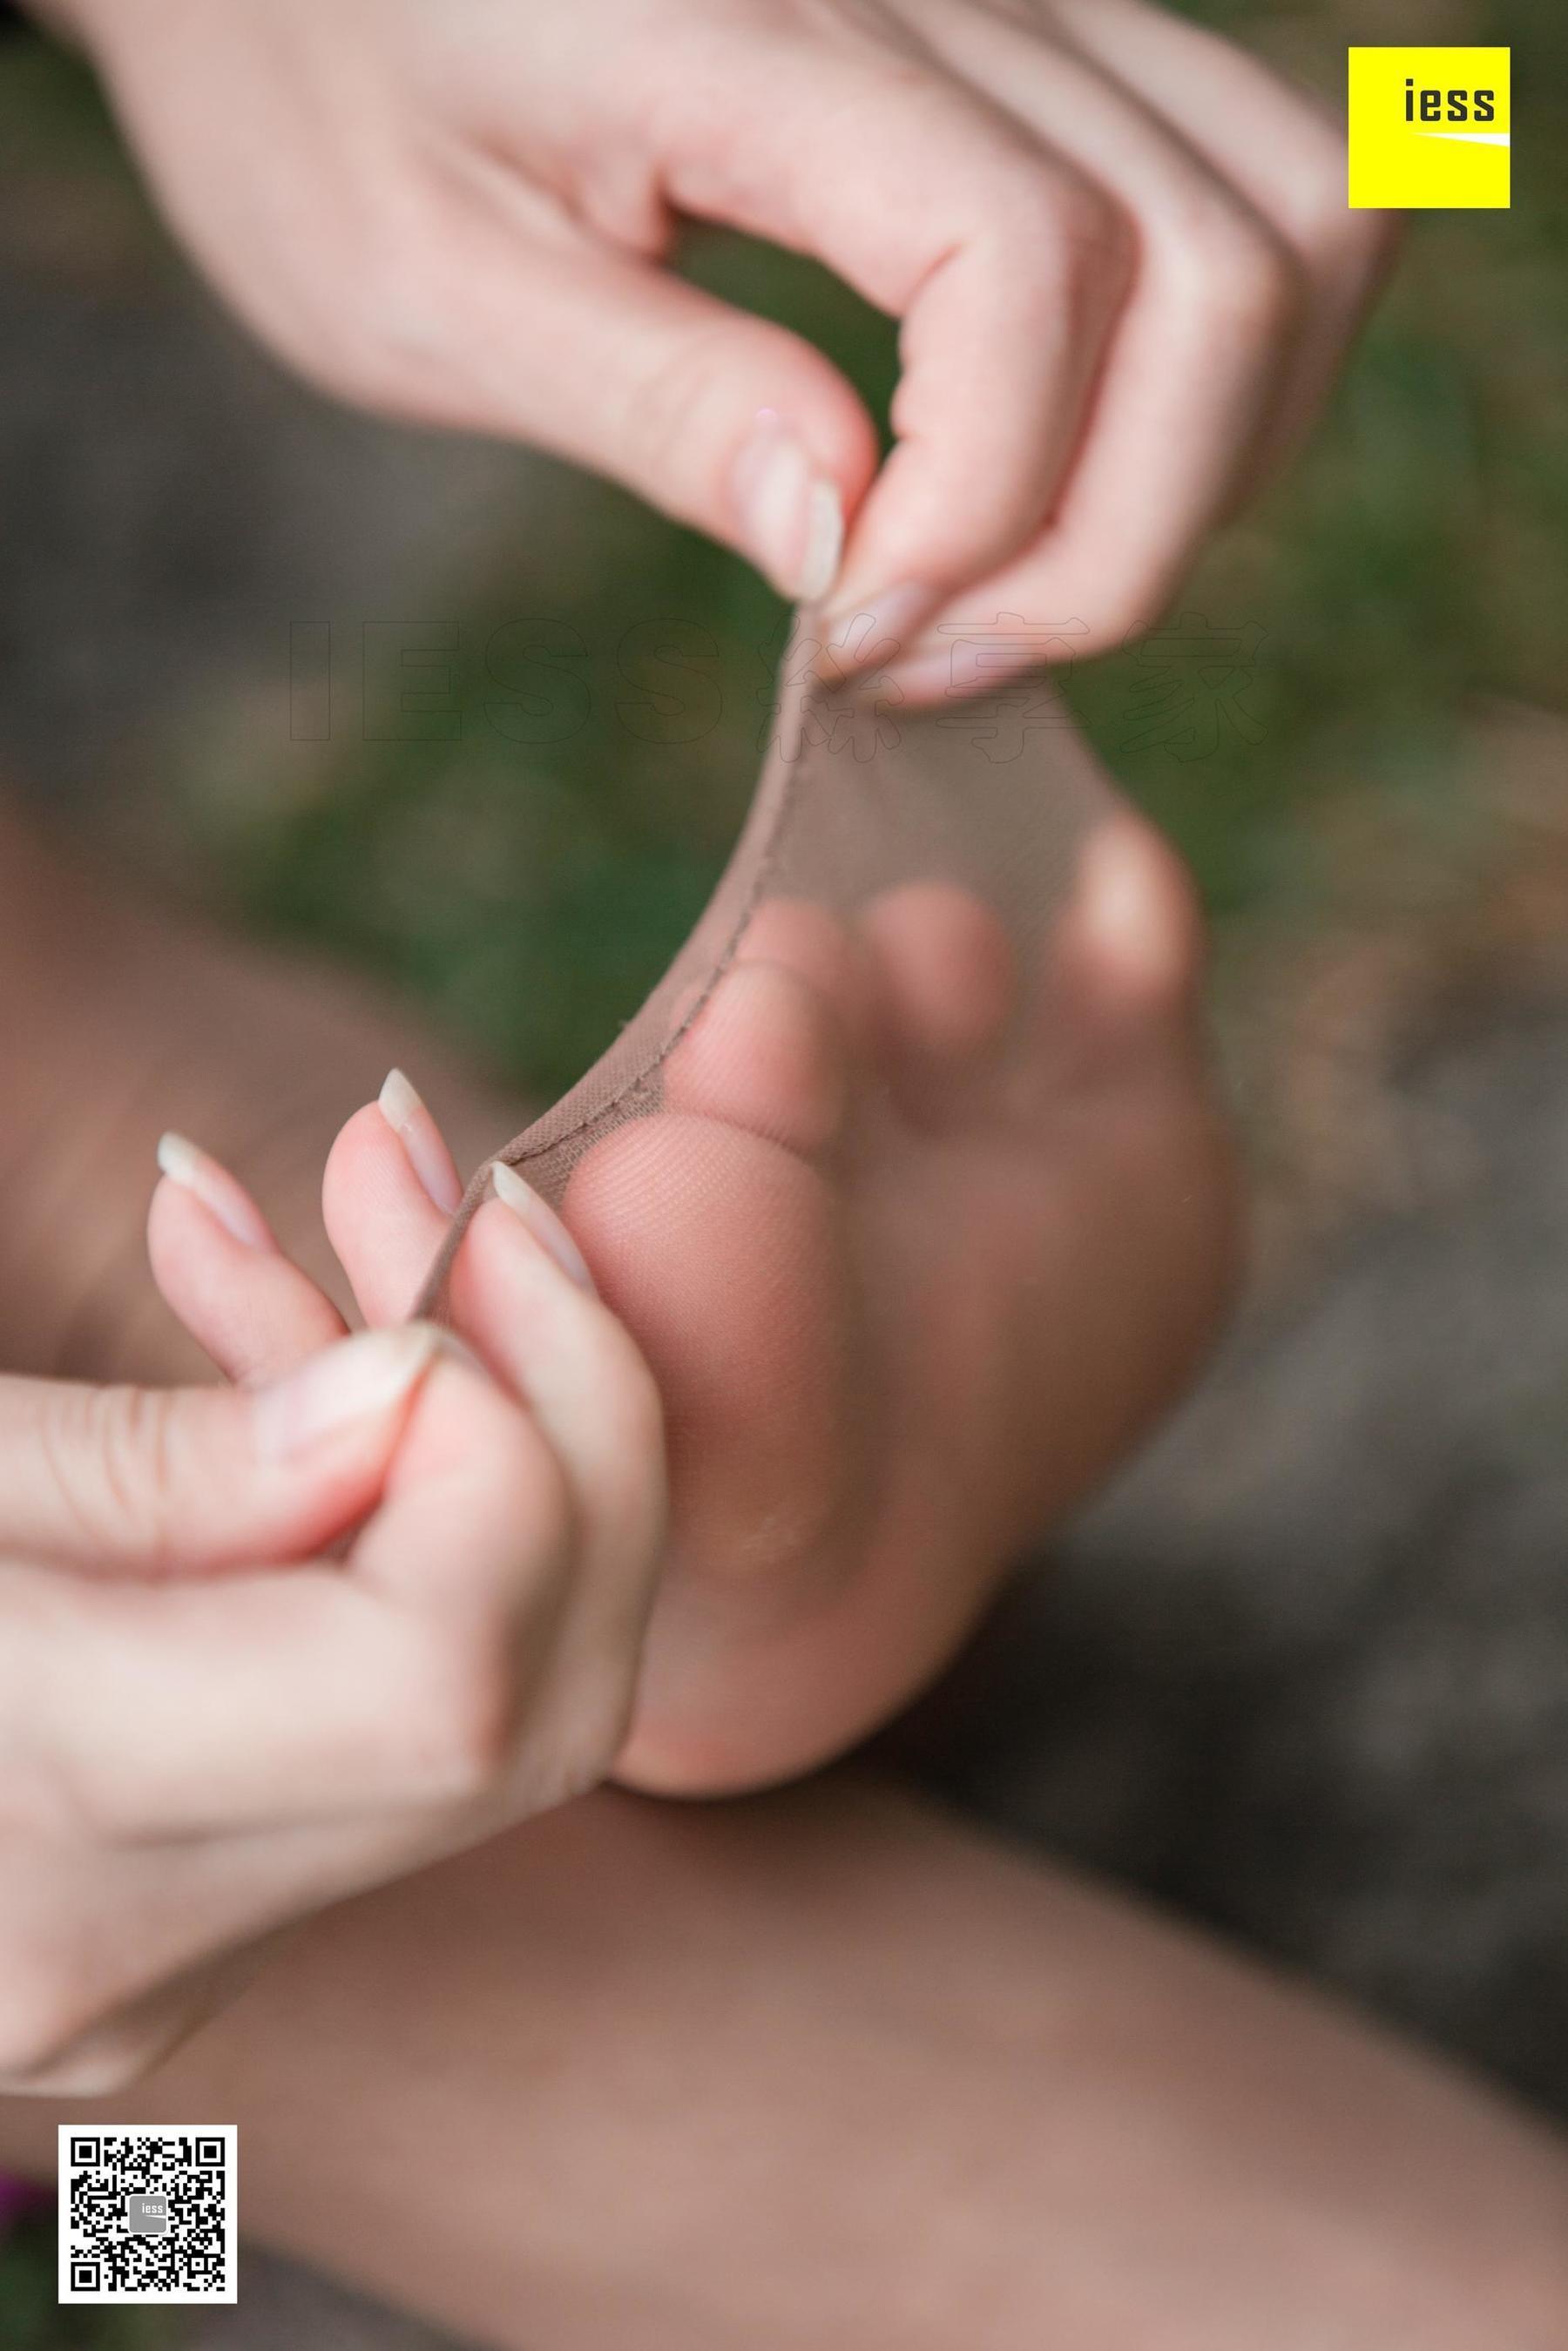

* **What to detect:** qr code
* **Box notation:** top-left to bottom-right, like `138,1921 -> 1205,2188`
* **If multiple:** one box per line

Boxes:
58,2125 -> 238,2307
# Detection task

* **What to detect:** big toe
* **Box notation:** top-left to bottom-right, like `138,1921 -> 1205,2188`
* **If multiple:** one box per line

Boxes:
563,1111 -> 862,1591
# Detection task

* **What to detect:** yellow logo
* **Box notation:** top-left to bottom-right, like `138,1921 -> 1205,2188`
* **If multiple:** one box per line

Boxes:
1348,46 -> 1510,209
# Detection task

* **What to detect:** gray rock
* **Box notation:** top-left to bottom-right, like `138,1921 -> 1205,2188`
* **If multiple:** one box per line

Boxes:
910,986 -> 1568,2124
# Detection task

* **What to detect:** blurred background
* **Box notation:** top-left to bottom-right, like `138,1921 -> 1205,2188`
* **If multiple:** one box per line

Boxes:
2,0 -> 1566,2341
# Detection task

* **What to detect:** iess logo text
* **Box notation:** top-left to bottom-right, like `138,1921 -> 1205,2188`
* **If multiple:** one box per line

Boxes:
1348,47 -> 1511,210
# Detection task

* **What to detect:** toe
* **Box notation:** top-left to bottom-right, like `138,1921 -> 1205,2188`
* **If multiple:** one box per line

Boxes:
859,884 -> 1020,1063
734,895 -> 880,1061
664,955 -> 850,1159
1038,815 -> 1206,1072
563,1112 -> 860,1598
735,896 -> 853,995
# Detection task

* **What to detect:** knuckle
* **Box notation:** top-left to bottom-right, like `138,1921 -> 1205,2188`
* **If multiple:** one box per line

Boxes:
75,1384 -> 179,1558
1004,166 -> 1132,301
1184,206 -> 1304,345
1058,179 -> 1137,287
632,317 -> 789,502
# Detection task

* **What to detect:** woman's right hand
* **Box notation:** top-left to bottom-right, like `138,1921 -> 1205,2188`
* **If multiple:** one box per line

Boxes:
0,1149 -> 665,2096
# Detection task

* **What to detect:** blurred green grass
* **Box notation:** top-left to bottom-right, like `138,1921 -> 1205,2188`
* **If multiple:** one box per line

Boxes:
0,2210 -> 163,2351
3,0 -> 1566,2341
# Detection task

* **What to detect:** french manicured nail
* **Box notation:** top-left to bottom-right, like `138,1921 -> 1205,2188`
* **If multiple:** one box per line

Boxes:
490,1161 -> 597,1294
253,1324 -> 440,1461
732,410 -> 842,604
156,1132 -> 273,1250
378,1068 -> 464,1215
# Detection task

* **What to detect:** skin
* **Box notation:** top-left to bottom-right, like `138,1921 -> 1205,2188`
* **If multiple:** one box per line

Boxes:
155,807 -> 1244,1796
3,1777 -> 1568,2350
0,2 -> 1413,2301
40,0 -> 1398,680
0,1165 -> 667,2094
6,0 -> 1385,1810
0,780 -> 1236,2080
0,834 -> 1558,2344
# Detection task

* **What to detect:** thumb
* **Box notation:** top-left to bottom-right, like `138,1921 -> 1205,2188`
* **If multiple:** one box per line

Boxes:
0,1327 -> 439,1577
409,214 -> 879,603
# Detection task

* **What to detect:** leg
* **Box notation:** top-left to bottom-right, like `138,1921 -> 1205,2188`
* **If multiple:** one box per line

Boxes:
3,1775 -> 1565,2351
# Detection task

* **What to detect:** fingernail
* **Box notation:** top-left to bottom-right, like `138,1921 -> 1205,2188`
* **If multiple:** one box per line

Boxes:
253,1324 -> 440,1461
378,1068 -> 464,1215
490,1161 -> 597,1294
820,582 -> 934,669
156,1132 -> 274,1250
800,478 -> 844,603
732,410 -> 842,604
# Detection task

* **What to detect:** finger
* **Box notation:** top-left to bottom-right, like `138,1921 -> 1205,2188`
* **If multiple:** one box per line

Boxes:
148,1132 -> 347,1384
882,3 -> 1307,679
5,1341 -> 574,1834
1045,0 -> 1400,483
2,1837 -> 376,2092
447,1186 -> 666,1678
302,173 -> 878,606
0,1943 -> 261,2100
647,17 -> 1132,632
374,1066 -> 463,1216
0,1325 -> 437,1575
91,19 -> 873,611
322,1075 -> 458,1330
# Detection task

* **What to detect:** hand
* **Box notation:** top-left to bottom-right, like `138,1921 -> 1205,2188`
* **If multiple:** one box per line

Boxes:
0,1158 -> 664,2094
51,0 -> 1395,684
153,821 -> 1238,1798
